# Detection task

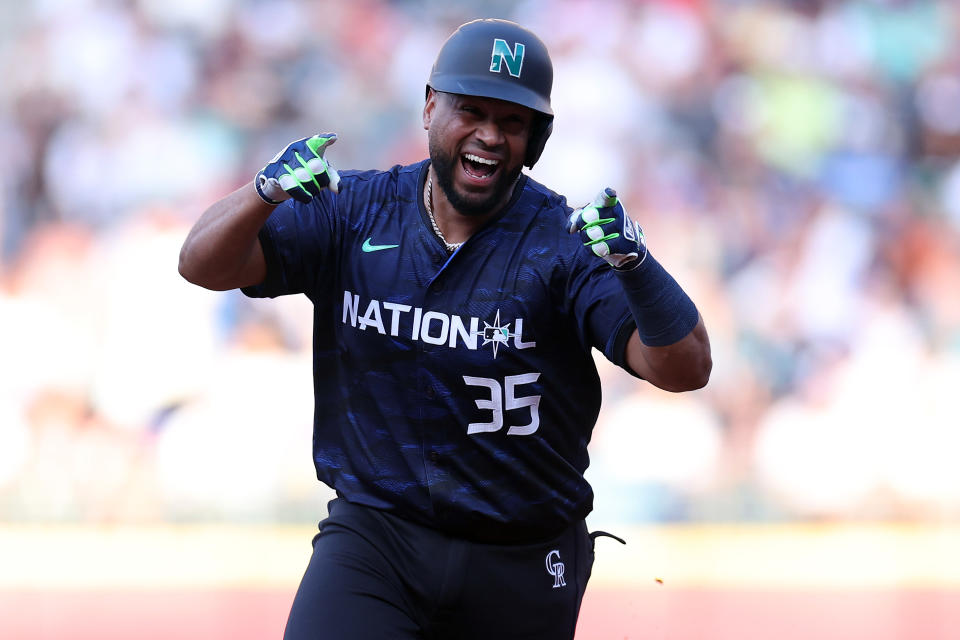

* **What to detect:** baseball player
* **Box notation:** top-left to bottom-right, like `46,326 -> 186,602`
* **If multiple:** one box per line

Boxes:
179,18 -> 711,640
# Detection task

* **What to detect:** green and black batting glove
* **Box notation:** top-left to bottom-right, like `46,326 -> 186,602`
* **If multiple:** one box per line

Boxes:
255,133 -> 341,205
568,188 -> 647,270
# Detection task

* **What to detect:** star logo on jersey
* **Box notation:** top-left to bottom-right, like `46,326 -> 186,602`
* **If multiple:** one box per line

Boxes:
481,309 -> 511,358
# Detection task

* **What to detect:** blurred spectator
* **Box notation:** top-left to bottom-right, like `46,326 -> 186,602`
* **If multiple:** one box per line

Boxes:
2,0 -> 958,525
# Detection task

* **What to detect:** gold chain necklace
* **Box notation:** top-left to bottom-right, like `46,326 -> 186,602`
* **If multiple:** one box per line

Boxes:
425,178 -> 463,252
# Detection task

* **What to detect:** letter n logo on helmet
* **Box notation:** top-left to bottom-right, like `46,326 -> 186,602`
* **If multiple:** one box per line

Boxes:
489,38 -> 525,78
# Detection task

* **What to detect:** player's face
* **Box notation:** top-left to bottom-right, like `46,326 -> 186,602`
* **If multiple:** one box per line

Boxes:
424,91 -> 533,217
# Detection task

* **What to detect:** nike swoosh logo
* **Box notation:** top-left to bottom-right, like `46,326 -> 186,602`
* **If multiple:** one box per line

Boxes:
362,238 -> 399,252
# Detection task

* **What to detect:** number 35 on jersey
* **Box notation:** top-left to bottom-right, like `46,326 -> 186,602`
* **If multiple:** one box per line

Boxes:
463,373 -> 541,436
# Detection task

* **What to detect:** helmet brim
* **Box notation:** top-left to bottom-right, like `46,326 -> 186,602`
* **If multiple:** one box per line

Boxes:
428,75 -> 553,117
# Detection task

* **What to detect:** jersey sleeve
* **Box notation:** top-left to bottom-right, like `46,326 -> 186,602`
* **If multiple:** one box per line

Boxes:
240,190 -> 339,299
562,235 -> 639,375
526,184 -> 639,376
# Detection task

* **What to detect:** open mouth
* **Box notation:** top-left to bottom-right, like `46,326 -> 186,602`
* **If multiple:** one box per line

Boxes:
461,152 -> 499,181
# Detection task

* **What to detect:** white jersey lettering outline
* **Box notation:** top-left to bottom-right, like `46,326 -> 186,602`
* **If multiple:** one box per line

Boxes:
341,290 -> 534,355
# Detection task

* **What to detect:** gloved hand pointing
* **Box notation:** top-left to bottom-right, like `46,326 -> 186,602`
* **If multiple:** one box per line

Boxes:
255,133 -> 341,205
568,188 -> 646,270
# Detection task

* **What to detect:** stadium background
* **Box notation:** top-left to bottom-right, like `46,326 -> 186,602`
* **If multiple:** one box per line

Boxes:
1,0 -> 959,637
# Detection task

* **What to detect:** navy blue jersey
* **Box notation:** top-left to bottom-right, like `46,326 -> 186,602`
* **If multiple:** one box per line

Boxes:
243,160 -> 636,542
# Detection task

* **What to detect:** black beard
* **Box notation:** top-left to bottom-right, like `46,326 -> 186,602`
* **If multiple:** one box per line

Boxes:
429,140 -> 522,218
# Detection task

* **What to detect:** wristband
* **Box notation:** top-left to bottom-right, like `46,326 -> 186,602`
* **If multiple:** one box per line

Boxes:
254,174 -> 285,206
614,251 -> 699,347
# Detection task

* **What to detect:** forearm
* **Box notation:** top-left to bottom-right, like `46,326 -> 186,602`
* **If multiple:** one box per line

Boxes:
178,181 -> 274,291
624,317 -> 711,392
615,251 -> 711,391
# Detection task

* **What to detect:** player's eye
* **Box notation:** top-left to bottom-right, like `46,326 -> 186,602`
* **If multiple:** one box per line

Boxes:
500,116 -> 528,135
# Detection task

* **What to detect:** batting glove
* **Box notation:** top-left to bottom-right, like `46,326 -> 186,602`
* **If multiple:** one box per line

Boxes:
255,133 -> 341,205
568,188 -> 647,270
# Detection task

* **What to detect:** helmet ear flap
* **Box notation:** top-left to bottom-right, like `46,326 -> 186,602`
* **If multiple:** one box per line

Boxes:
525,116 -> 553,168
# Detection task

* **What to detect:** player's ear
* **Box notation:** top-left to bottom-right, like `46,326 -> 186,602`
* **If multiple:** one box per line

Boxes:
423,87 -> 438,130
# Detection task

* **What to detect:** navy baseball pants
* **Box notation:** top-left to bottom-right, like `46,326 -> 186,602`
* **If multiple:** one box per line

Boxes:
283,498 -> 596,639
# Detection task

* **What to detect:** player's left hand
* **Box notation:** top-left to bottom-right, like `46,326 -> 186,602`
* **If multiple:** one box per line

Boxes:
568,188 -> 646,270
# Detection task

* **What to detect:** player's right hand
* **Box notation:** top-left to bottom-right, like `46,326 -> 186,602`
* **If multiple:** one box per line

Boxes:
255,133 -> 341,205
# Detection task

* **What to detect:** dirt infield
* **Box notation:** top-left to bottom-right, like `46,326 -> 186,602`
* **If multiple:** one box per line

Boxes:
2,586 -> 959,639
2,524 -> 959,639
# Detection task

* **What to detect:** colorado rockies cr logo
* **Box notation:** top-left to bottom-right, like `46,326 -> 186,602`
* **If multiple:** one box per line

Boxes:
490,38 -> 525,78
545,549 -> 566,588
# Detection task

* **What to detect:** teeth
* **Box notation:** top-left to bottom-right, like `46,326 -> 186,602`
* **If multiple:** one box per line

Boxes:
464,153 -> 498,166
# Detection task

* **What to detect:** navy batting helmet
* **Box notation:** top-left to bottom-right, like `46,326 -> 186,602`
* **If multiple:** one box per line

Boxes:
427,19 -> 554,168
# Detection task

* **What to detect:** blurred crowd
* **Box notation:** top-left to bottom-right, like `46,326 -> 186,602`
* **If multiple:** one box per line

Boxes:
1,0 -> 959,526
